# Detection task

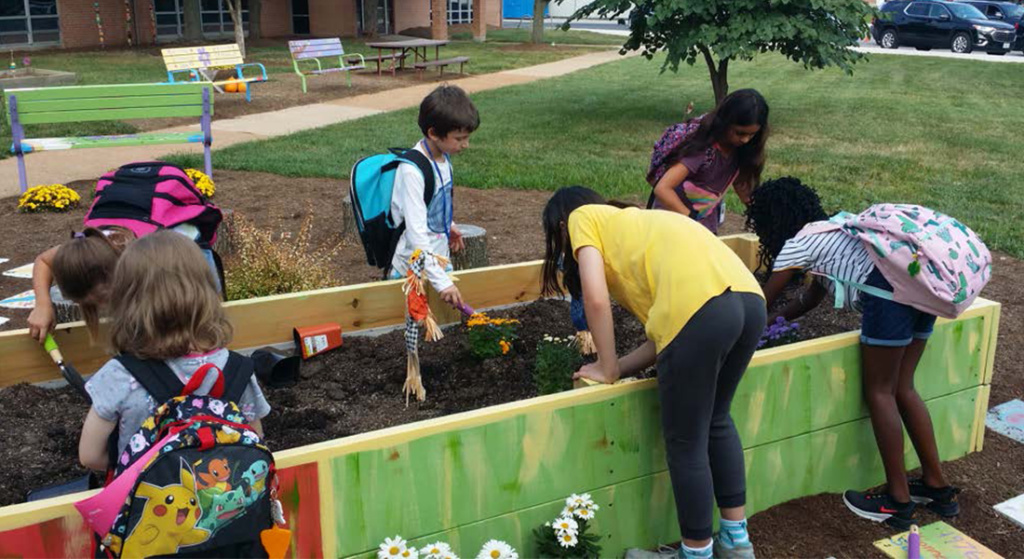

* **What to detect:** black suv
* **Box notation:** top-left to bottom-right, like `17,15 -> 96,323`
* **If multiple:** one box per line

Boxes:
959,1 -> 1024,52
872,0 -> 1017,54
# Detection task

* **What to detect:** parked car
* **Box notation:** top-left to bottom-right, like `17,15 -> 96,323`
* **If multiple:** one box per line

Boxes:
873,0 -> 1017,54
958,1 -> 1024,51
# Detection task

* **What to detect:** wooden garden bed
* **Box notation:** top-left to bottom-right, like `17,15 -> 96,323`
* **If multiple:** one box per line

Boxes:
0,234 -> 1000,558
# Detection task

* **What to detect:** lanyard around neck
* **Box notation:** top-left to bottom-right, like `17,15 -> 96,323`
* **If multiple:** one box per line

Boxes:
420,139 -> 451,188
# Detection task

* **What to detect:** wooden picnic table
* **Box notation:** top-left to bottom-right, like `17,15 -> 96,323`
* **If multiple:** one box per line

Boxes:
365,39 -> 450,76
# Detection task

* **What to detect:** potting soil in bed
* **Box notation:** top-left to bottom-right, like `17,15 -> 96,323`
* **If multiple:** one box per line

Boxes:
0,297 -> 857,507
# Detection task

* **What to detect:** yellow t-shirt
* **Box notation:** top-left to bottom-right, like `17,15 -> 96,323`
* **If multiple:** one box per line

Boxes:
568,205 -> 764,353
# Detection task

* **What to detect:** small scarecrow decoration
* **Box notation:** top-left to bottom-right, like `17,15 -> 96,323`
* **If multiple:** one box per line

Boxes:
402,249 -> 448,404
570,296 -> 596,355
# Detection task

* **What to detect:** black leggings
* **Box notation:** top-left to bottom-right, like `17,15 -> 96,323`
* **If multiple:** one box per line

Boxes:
656,290 -> 766,540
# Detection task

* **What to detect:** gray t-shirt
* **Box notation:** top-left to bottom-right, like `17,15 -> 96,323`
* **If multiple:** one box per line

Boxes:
86,348 -> 271,456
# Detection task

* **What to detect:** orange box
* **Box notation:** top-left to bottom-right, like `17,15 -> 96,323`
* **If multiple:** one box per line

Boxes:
293,322 -> 343,359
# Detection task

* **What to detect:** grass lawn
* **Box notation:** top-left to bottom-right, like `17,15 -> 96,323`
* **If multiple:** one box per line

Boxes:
0,37 -> 614,160
166,52 -> 1024,258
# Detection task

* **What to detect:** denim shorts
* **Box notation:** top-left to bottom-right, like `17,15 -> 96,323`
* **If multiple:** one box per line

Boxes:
860,267 -> 937,347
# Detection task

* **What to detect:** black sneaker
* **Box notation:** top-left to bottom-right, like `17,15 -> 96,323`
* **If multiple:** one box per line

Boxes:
908,478 -> 961,517
843,489 -> 916,529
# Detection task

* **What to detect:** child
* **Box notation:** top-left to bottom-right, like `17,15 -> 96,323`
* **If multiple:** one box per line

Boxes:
387,84 -> 480,308
746,177 -> 960,529
78,231 -> 270,472
649,89 -> 770,234
543,187 -> 765,559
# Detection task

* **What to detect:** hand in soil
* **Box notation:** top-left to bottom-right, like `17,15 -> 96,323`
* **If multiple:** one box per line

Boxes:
573,360 -> 621,385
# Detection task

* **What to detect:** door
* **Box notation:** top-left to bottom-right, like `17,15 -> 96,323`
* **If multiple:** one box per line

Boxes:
292,0 -> 310,35
926,3 -> 955,47
900,2 -> 931,45
357,0 -> 392,35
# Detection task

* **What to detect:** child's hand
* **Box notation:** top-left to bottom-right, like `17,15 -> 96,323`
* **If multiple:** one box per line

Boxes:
449,224 -> 465,253
440,285 -> 464,309
28,305 -> 55,343
573,359 -> 621,385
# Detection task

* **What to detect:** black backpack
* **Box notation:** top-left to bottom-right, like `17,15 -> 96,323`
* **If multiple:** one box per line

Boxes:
349,148 -> 436,277
96,352 -> 279,558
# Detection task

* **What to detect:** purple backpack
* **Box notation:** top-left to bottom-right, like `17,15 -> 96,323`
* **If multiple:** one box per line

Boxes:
646,115 -> 705,188
796,204 -> 992,319
86,162 -> 222,247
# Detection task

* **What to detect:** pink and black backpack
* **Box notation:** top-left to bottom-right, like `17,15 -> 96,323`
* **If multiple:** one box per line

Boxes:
796,204 -> 992,319
86,162 -> 222,249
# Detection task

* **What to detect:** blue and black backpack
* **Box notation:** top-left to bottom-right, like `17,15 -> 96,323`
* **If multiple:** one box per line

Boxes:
349,148 -> 436,276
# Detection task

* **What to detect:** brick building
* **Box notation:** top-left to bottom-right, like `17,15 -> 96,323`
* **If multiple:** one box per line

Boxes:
0,0 -> 502,50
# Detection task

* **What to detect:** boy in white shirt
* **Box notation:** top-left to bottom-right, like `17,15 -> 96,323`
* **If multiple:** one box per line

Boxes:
389,85 -> 480,309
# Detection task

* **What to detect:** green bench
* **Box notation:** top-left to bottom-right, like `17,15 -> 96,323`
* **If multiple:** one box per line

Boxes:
6,82 -> 213,193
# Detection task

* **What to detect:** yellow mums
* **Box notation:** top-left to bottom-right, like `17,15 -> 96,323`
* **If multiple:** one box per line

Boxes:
17,184 -> 80,213
466,313 -> 519,359
185,168 -> 216,198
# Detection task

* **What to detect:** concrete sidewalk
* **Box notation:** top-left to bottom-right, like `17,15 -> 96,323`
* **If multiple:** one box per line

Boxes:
0,49 -> 627,198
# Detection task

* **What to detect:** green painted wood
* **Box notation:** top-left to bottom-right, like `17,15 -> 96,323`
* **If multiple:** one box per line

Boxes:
6,83 -> 203,102
17,94 -> 204,114
336,387 -> 982,558
734,316 -> 985,448
19,131 -> 203,152
18,105 -> 204,125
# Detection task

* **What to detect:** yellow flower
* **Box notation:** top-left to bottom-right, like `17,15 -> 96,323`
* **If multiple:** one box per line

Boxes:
499,340 -> 511,355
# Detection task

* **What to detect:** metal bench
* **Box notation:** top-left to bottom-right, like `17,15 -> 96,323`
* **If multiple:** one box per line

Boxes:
161,43 -> 267,103
288,38 -> 366,93
414,56 -> 470,78
6,83 -> 213,193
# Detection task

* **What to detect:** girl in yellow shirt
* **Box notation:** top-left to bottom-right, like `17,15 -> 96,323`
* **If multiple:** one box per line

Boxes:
541,187 -> 766,559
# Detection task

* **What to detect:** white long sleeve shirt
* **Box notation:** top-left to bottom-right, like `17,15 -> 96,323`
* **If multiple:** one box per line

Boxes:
388,142 -> 454,292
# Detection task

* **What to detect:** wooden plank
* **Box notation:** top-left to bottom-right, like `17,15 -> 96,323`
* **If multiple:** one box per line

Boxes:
164,56 -> 245,72
290,38 -> 343,48
7,83 -> 203,102
161,44 -> 243,56
328,386 -> 982,557
19,132 -> 204,152
19,93 -> 204,114
982,301 -> 1000,385
18,105 -> 204,125
293,49 -> 346,60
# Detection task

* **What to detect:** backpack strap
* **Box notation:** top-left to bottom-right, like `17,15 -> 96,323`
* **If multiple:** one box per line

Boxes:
810,271 -> 896,309
222,351 -> 256,404
397,148 -> 437,207
115,354 -> 185,404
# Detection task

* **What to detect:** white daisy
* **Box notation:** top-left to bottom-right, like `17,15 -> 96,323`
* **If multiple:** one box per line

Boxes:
573,506 -> 597,521
400,547 -> 419,559
557,531 -> 579,548
561,506 -> 576,518
476,539 -> 518,559
571,493 -> 595,509
423,542 -> 452,559
442,553 -> 460,559
552,516 -> 579,535
378,536 -> 407,559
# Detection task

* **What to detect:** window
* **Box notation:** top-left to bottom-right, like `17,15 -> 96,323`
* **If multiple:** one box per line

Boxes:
448,0 -> 472,24
906,3 -> 930,16
987,6 -> 1003,18
0,0 -> 58,46
155,0 -> 248,39
928,4 -> 950,17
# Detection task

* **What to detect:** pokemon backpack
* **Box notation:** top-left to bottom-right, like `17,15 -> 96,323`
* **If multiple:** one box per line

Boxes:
96,352 -> 287,558
795,204 -> 992,319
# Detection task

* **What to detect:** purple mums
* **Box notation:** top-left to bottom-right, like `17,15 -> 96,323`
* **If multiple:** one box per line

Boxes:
758,317 -> 801,349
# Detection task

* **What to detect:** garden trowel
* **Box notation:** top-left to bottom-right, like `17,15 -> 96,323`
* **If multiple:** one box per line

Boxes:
44,334 -> 91,403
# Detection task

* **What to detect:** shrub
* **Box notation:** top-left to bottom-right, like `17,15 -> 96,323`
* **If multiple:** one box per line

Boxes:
225,212 -> 338,300
465,313 -> 519,359
534,335 -> 581,395
17,184 -> 80,212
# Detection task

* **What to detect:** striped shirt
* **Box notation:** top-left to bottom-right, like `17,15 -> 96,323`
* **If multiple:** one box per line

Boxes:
773,230 -> 875,311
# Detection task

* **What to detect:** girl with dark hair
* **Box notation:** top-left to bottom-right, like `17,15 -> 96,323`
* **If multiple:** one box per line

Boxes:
650,89 -> 770,234
746,177 -> 960,530
543,186 -> 765,559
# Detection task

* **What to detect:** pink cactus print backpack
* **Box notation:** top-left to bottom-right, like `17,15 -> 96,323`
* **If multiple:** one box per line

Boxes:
796,204 -> 992,319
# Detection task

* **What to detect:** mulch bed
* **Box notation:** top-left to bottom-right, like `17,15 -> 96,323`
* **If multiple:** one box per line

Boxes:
0,171 -> 1022,556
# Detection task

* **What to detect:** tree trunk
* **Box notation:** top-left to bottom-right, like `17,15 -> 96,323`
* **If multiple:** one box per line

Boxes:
700,45 -> 730,104
183,0 -> 202,40
362,0 -> 379,37
249,0 -> 262,40
531,0 -> 547,44
451,224 -> 489,271
223,0 -> 245,57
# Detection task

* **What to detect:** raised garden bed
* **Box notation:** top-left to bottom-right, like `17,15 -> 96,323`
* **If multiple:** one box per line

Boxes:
0,234 -> 1000,559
